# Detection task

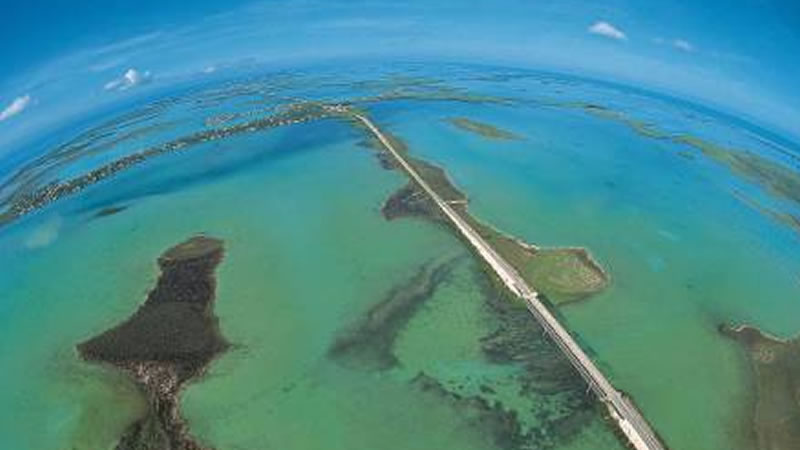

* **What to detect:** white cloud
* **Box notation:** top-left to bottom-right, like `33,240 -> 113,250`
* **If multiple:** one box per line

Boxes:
588,21 -> 627,41
104,68 -> 152,91
653,37 -> 695,52
673,39 -> 694,52
0,95 -> 32,121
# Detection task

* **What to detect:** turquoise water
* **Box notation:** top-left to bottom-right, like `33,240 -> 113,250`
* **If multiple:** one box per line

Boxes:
374,96 -> 800,449
1,63 -> 799,449
0,116 -> 621,449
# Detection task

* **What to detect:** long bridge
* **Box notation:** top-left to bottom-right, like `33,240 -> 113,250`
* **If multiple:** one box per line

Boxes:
353,112 -> 666,450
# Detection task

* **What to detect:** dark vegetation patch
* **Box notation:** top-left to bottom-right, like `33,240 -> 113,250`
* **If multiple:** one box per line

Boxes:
375,151 -> 398,170
721,324 -> 800,450
382,182 -> 445,223
479,286 -> 590,396
412,370 -> 599,450
446,117 -> 523,141
328,256 -> 461,371
77,235 -> 228,450
92,205 -> 129,219
409,272 -> 602,449
412,372 -> 533,449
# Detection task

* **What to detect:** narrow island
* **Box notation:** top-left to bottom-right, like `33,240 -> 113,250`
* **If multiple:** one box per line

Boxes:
720,324 -> 800,450
366,128 -> 609,305
92,204 -> 129,219
77,235 -> 229,450
446,117 -> 523,141
731,189 -> 800,236
326,118 -> 618,447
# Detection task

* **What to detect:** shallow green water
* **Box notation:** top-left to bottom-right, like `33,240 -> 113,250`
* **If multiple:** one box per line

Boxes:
0,118 -> 623,449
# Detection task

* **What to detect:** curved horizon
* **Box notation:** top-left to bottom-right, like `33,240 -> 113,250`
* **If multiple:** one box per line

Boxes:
1,0 -> 799,155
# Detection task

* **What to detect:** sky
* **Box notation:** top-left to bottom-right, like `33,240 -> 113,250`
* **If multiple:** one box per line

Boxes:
1,0 -> 799,153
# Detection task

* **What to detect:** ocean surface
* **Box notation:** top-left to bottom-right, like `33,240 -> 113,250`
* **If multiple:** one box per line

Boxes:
0,62 -> 798,450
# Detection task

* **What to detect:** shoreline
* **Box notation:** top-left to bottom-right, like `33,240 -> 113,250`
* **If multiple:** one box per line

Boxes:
719,322 -> 800,449
77,235 -> 229,450
720,323 -> 791,344
366,124 -> 610,305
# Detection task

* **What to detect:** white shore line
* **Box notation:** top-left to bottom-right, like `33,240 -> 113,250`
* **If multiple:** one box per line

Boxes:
727,323 -> 794,344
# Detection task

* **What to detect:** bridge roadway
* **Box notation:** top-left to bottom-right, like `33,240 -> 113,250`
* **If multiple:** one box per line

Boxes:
354,113 -> 666,450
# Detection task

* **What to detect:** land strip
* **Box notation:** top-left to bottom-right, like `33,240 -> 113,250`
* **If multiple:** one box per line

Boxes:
446,117 -> 523,140
77,235 -> 228,450
721,324 -> 800,449
353,111 -> 665,450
